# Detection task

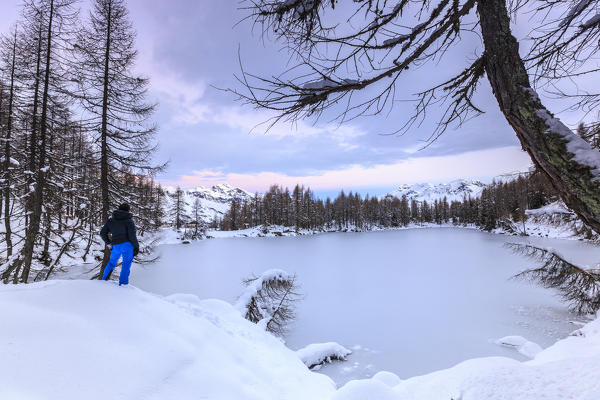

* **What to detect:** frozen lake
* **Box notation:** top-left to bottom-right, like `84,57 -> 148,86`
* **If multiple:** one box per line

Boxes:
132,228 -> 597,384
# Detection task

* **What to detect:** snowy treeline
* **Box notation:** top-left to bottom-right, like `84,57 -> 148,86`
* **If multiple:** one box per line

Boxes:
0,0 -> 163,283
163,184 -> 253,235
220,172 -> 565,233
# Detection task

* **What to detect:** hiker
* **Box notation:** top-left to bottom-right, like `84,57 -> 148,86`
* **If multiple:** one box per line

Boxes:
100,203 -> 140,285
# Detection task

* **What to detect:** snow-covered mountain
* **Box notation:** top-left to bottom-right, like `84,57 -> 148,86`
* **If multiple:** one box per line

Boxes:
163,183 -> 253,224
386,179 -> 486,203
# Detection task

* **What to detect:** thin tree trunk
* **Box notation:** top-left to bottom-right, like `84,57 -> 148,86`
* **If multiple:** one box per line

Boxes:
40,216 -> 82,281
26,20 -> 44,236
19,0 -> 55,283
0,89 -> 3,227
477,0 -> 600,234
2,30 -> 16,258
42,207 -> 51,265
99,0 -> 112,279
82,223 -> 94,262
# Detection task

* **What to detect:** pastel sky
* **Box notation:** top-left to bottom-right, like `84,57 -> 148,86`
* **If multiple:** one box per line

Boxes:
0,1 -> 586,197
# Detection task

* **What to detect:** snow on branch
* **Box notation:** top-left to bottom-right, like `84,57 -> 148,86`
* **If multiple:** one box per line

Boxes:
560,0 -> 593,27
536,109 -> 600,180
508,243 -> 600,314
273,0 -> 318,15
301,77 -> 358,90
582,13 -> 600,28
6,157 -> 20,167
236,269 -> 301,336
382,34 -> 409,47
296,342 -> 352,369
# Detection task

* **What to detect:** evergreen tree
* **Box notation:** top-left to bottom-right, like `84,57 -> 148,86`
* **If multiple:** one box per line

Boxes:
169,187 -> 188,230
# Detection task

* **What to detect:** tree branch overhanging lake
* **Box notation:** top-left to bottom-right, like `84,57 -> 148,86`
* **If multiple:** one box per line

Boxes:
234,0 -> 600,234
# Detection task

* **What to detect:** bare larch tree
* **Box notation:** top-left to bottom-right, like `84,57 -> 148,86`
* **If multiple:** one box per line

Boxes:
0,26 -> 19,261
74,0 -> 162,279
3,0 -> 79,283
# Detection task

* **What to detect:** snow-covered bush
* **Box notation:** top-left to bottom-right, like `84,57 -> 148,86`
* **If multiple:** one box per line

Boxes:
236,269 -> 300,335
296,342 -> 352,369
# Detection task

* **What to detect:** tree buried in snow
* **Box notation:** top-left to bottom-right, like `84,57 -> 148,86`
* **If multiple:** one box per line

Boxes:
236,0 -> 600,235
236,269 -> 300,336
296,342 -> 352,370
508,243 -> 600,314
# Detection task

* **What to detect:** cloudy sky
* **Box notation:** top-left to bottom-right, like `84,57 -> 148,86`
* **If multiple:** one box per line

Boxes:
0,1 -> 584,197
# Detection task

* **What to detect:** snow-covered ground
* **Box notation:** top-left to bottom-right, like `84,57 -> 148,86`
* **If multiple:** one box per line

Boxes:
0,280 -> 335,400
207,225 -> 317,238
333,315 -> 600,398
494,201 -> 598,240
1,279 -> 599,399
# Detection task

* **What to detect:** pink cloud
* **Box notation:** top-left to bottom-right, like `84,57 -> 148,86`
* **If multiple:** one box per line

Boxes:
166,146 -> 532,192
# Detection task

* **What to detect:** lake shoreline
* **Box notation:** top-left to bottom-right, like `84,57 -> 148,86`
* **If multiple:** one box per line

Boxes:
136,228 -> 596,384
161,220 -> 596,245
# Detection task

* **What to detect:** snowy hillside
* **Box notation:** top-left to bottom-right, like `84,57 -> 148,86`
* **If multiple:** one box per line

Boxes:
0,280 -> 335,400
386,179 -> 486,203
164,183 -> 253,224
495,201 -> 598,240
1,280 -> 599,399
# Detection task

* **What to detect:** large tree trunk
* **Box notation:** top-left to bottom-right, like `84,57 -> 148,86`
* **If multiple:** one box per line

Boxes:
477,0 -> 600,234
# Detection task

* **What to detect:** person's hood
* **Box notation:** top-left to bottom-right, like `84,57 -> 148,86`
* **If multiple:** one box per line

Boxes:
112,210 -> 133,220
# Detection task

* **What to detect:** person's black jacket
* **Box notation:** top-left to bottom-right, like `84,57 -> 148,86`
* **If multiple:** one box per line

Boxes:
100,210 -> 139,253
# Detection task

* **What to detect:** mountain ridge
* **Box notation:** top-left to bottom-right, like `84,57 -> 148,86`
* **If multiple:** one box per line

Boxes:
385,179 -> 486,203
163,179 -> 489,225
163,183 -> 253,224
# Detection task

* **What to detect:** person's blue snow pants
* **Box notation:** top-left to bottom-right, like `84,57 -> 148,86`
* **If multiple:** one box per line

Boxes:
102,242 -> 134,285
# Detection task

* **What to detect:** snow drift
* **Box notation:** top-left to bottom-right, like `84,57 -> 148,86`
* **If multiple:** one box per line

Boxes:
1,280 -> 600,399
0,280 -> 335,400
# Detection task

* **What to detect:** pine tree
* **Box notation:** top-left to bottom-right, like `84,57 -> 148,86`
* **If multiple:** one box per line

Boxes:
169,187 -> 188,230
190,198 -> 203,239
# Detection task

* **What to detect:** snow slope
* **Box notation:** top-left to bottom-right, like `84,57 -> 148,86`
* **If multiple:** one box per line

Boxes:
1,280 -> 599,399
333,314 -> 600,399
163,183 -> 253,224
495,201 -> 598,240
0,280 -> 335,400
386,179 -> 486,203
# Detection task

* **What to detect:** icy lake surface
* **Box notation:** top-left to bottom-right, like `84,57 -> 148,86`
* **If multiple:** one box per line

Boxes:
132,228 -> 598,384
